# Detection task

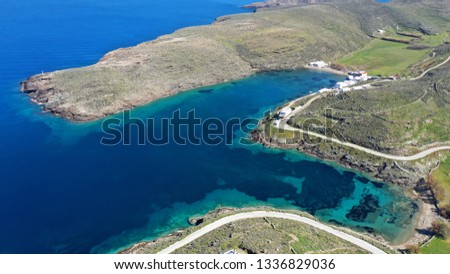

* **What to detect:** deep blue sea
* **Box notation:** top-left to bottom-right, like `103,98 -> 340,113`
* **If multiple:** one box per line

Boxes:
0,0 -> 417,254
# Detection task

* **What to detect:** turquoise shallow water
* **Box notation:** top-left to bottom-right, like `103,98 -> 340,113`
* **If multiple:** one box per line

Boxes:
0,1 -> 417,253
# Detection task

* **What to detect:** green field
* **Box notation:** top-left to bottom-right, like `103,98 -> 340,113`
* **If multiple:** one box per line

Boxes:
268,125 -> 297,140
339,39 -> 429,76
432,155 -> 450,206
420,237 -> 450,254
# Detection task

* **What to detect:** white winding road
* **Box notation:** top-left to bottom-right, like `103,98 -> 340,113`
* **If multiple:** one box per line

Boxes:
410,56 -> 450,81
281,124 -> 450,161
157,211 -> 386,254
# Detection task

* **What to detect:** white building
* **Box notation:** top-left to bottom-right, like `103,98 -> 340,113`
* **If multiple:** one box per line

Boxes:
319,88 -> 333,93
278,107 -> 292,119
309,61 -> 328,68
335,80 -> 357,89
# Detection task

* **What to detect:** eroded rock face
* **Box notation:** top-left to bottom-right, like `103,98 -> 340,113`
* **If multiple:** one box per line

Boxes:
20,74 -> 70,118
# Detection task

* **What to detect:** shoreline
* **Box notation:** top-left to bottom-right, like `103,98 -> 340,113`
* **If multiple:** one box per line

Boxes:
394,199 -> 438,248
21,67 -> 339,123
251,108 -> 440,249
303,65 -> 348,76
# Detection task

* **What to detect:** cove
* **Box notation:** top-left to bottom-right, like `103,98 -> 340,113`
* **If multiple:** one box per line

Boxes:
0,0 -> 416,254
89,70 -> 418,253
3,69 -> 418,254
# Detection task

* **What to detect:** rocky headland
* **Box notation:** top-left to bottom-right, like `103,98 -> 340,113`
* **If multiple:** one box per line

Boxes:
22,0 -> 432,122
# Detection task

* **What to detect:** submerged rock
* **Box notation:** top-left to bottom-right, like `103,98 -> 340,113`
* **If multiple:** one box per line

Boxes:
346,194 -> 380,222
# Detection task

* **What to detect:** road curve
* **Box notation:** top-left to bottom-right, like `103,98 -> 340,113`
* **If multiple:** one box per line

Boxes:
285,94 -> 323,120
282,124 -> 450,161
157,211 -> 386,254
410,56 -> 450,81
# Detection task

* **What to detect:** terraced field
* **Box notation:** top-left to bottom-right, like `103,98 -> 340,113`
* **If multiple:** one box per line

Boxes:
339,33 -> 448,76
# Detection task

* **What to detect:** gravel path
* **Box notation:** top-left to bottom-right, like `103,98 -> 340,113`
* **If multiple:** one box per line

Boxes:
281,124 -> 450,161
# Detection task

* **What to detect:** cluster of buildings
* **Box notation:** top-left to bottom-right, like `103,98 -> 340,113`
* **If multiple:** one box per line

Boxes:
272,63 -> 373,127
334,71 -> 370,92
309,60 -> 372,93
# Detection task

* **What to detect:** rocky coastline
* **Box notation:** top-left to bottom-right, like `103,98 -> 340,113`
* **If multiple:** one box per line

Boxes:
250,122 -> 442,248
251,128 -> 421,186
20,3 -> 375,122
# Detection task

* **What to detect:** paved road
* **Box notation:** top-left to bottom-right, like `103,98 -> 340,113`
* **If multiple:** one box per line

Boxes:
281,124 -> 450,161
285,94 -> 323,120
410,56 -> 450,81
157,211 -> 386,254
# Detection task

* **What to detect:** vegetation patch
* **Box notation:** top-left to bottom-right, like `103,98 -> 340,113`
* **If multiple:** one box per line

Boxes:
339,39 -> 431,76
121,207 -> 394,254
174,217 -> 369,254
430,155 -> 450,206
420,237 -> 450,254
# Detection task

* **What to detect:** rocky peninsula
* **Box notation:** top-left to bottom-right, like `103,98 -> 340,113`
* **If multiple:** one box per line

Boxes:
22,0 -> 431,122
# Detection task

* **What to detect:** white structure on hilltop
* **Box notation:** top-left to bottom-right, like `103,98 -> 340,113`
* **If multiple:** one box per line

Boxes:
278,107 -> 292,119
309,61 -> 328,68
